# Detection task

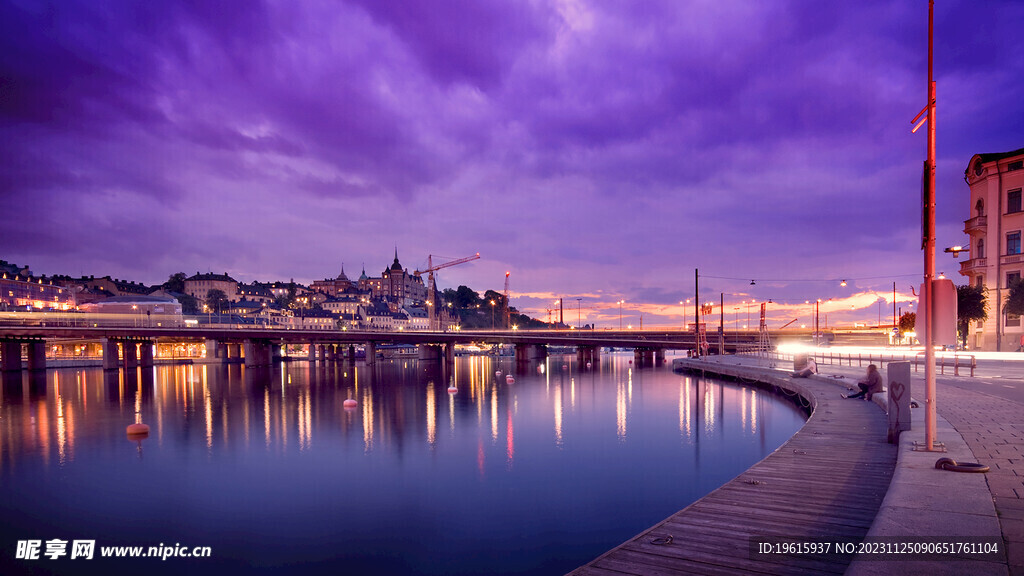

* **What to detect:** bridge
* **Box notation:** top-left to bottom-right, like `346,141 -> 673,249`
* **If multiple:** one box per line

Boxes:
0,324 -> 887,372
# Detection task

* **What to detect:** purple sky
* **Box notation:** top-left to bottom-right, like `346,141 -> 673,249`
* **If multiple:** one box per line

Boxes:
2,0 -> 1022,328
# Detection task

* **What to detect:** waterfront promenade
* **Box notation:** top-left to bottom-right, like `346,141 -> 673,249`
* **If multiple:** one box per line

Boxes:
573,354 -> 1021,576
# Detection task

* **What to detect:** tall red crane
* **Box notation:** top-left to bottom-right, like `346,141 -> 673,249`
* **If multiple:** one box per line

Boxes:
414,253 -> 480,330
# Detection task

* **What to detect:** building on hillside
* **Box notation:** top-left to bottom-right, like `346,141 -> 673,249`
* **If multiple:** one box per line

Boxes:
287,308 -> 336,330
310,266 -> 360,298
404,306 -> 429,331
184,272 -> 240,303
75,276 -> 151,297
363,251 -> 427,311
237,283 -> 275,303
0,273 -> 76,310
0,260 -> 32,277
322,293 -> 368,316
960,146 -> 1024,350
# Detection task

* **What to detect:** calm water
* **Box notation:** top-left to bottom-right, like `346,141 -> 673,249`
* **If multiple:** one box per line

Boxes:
0,354 -> 805,575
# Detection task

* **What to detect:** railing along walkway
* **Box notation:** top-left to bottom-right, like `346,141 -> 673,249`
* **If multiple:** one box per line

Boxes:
571,357 -> 897,576
736,347 -> 977,377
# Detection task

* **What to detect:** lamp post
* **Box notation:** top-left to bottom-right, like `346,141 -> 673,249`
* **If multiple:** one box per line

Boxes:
490,300 -> 495,330
576,298 -> 582,329
132,304 -> 138,328
618,300 -> 625,330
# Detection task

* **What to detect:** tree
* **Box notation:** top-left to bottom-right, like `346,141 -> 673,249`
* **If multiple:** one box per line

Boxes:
1006,278 -> 1024,317
164,272 -> 187,293
206,289 -> 228,313
177,293 -> 200,315
956,284 -> 987,348
451,285 -> 481,309
899,312 -> 916,334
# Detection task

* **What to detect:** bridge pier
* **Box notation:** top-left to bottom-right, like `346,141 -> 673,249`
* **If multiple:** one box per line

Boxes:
418,344 -> 443,362
365,341 -> 376,365
655,348 -> 666,365
244,340 -> 272,367
139,341 -> 154,368
348,345 -> 356,362
577,345 -> 600,366
307,343 -> 317,363
227,343 -> 242,363
206,339 -> 228,364
272,344 -> 283,362
25,342 -> 46,371
101,338 -> 119,370
515,343 -> 547,363
123,342 -> 138,369
317,344 -> 327,364
2,341 -> 22,372
445,343 -> 456,365
633,348 -> 654,367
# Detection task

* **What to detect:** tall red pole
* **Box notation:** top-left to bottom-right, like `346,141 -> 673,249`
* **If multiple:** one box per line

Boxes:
923,0 -> 938,450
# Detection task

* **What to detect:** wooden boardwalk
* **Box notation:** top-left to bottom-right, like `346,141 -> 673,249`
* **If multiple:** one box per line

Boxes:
570,358 -> 897,576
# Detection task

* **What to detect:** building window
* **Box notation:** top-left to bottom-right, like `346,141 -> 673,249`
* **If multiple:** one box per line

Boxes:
1008,232 -> 1022,255
1009,272 -> 1022,289
976,198 -> 985,217
1008,314 -> 1021,328
1009,160 -> 1023,172
1010,189 -> 1023,214
976,275 -> 984,288
977,238 -> 985,259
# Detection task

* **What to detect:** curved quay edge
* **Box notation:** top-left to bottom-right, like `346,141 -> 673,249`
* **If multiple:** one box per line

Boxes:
569,357 -> 897,576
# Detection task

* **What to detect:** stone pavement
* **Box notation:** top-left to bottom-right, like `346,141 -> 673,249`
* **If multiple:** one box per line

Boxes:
686,353 -> 1022,575
928,381 -> 1024,576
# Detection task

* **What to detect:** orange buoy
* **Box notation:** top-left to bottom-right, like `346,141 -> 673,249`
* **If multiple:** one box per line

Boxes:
586,362 -> 592,368
561,364 -> 568,370
343,398 -> 358,408
447,386 -> 458,394
126,422 -> 150,436
506,375 -> 515,384
495,370 -> 502,377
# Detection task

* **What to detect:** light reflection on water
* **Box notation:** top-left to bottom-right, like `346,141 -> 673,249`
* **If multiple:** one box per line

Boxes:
0,354 -> 805,575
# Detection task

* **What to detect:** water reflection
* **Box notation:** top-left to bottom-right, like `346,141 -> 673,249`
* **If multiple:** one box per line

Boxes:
0,354 -> 804,576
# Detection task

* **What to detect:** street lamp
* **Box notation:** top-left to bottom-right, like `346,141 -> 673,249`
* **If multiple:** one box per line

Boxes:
618,300 -> 625,330
944,245 -> 967,258
490,300 -> 495,330
132,304 -> 138,328
576,298 -> 582,329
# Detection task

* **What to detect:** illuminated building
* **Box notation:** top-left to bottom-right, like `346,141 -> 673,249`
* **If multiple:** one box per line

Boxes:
961,146 -> 1024,350
0,273 -> 76,310
184,272 -> 240,303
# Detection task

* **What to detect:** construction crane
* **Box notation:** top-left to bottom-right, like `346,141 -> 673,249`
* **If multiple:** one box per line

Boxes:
503,272 -> 511,329
414,253 -> 480,330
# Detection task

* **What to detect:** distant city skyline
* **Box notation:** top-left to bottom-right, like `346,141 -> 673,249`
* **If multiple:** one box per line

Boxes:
2,1 -> 1022,328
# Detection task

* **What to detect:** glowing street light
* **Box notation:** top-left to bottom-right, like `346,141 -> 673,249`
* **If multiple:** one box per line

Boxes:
618,300 -> 625,330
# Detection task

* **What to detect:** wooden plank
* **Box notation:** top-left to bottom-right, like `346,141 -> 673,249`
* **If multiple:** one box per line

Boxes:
569,360 -> 897,576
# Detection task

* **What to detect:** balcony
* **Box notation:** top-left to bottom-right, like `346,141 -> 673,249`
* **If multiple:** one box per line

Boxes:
960,258 -> 987,274
1001,254 -> 1024,266
963,215 -> 987,235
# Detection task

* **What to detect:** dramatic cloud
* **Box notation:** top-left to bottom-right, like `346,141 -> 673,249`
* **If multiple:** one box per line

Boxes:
2,0 -> 1021,326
